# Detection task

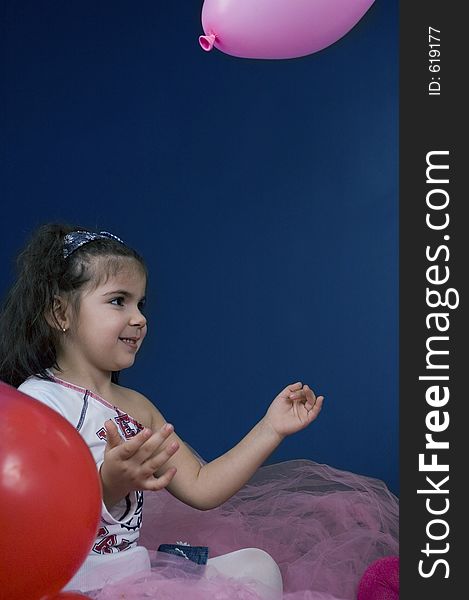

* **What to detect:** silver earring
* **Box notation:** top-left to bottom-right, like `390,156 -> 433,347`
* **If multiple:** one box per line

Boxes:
62,327 -> 67,333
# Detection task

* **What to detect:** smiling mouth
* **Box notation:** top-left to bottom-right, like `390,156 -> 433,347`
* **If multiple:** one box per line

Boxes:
119,337 -> 139,348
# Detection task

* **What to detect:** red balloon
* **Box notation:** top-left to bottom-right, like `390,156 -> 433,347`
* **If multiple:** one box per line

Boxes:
0,381 -> 102,600
52,594 -> 92,599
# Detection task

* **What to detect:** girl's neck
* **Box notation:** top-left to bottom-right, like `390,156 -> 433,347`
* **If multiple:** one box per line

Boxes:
50,363 -> 115,398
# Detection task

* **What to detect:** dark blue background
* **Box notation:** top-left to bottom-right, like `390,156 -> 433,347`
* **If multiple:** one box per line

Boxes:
1,1 -> 399,494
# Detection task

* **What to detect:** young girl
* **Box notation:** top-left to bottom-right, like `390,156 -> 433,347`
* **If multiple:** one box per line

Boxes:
0,223 -> 323,596
0,223 -> 398,600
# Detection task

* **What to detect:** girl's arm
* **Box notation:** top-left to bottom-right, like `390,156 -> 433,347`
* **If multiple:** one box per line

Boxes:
145,382 -> 323,510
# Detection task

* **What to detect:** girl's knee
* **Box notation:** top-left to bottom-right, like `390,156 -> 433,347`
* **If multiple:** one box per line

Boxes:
208,547 -> 283,592
242,548 -> 279,569
235,548 -> 283,591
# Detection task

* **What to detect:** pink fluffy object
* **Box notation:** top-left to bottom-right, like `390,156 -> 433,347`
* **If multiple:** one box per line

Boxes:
88,460 -> 399,600
357,556 -> 399,600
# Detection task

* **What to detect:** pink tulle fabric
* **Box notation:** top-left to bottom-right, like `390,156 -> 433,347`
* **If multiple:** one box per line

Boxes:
90,460 -> 399,600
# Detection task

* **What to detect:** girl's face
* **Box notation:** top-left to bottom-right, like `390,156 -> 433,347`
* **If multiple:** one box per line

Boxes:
62,261 -> 147,375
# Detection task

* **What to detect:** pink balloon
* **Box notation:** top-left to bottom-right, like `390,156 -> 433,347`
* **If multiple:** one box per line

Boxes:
199,0 -> 375,59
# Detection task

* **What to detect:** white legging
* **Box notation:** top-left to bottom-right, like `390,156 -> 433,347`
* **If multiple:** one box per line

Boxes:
207,548 -> 283,599
65,545 -> 283,598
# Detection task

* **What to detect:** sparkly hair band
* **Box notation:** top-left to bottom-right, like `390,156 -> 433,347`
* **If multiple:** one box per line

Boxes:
63,230 -> 125,259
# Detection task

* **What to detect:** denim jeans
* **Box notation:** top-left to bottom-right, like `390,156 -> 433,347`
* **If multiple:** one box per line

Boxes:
157,543 -> 209,565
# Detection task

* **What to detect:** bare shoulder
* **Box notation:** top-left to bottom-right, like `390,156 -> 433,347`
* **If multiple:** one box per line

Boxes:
112,384 -> 166,430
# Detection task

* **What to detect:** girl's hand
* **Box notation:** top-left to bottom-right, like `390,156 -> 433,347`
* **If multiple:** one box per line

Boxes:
264,382 -> 324,438
100,420 -> 179,508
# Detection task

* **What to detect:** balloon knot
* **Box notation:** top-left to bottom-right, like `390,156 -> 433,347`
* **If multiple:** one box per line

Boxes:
199,33 -> 216,52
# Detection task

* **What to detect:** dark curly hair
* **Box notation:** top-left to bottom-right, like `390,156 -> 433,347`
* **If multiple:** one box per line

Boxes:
0,222 -> 147,387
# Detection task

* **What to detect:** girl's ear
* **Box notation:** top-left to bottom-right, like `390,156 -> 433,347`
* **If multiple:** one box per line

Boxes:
45,295 -> 70,332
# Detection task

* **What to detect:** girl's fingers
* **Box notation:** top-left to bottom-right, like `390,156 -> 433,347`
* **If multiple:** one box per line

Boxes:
115,426 -> 153,459
145,466 -> 177,492
137,423 -> 177,462
141,439 -> 180,476
289,384 -> 318,404
307,396 -> 324,420
286,382 -> 303,394
104,419 -> 124,449
303,385 -> 318,410
122,423 -> 175,463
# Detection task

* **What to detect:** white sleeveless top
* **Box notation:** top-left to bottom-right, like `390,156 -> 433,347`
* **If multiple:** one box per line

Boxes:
18,373 -> 151,591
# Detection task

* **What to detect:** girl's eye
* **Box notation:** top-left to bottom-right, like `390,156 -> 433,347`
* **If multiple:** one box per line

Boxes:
138,300 -> 146,312
110,297 -> 125,307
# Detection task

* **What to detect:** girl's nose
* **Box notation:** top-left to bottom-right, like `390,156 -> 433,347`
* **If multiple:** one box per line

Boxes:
130,307 -> 147,328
